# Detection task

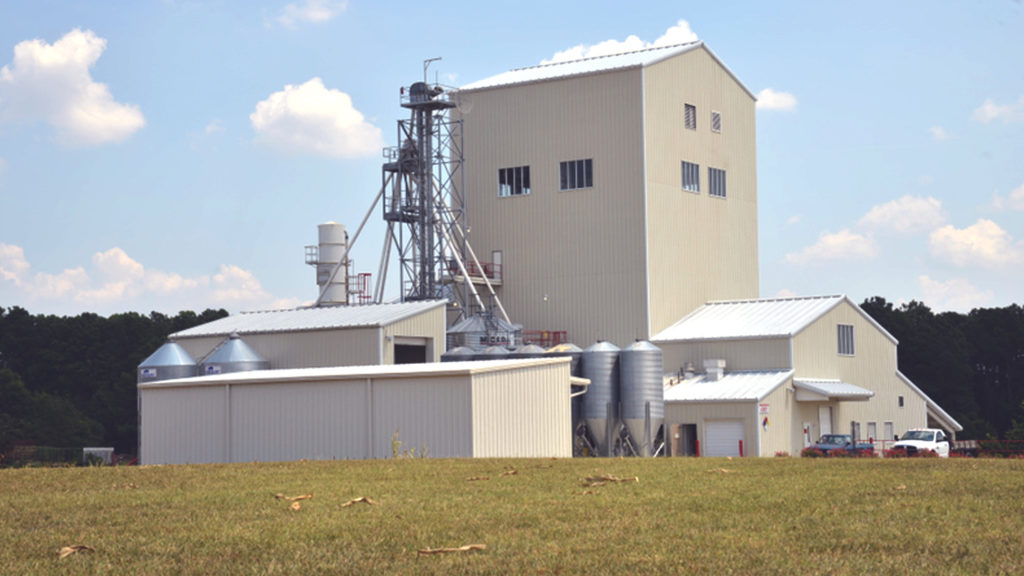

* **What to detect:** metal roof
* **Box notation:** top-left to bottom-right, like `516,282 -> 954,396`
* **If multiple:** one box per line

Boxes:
170,300 -> 447,339
138,356 -> 572,389
663,370 -> 794,403
139,341 -> 195,368
794,379 -> 874,401
459,41 -> 754,98
652,295 -> 897,345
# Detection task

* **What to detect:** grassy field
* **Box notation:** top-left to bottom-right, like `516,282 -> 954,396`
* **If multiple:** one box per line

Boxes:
1,457 -> 1022,575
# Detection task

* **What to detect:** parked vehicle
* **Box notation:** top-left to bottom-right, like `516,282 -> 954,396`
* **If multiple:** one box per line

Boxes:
812,434 -> 874,455
892,428 -> 950,457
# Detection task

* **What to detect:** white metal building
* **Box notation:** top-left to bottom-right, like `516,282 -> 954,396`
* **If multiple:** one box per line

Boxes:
169,300 -> 447,368
654,295 -> 962,457
454,41 -> 759,346
140,357 -> 575,464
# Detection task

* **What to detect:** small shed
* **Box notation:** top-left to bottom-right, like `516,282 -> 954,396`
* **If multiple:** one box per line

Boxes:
168,300 -> 447,369
139,357 -> 573,464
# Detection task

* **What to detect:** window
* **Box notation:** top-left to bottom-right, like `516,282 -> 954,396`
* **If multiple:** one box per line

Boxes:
898,396 -> 904,408
559,159 -> 593,191
837,324 -> 855,355
684,104 -> 696,130
711,110 -> 722,133
867,422 -> 877,443
709,167 -> 727,198
681,161 -> 700,192
498,165 -> 530,197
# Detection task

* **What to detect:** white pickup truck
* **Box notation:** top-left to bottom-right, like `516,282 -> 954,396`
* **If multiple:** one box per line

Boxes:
893,428 -> 950,457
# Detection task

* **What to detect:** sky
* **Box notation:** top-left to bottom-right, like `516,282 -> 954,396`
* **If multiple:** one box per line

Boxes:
0,0 -> 1022,319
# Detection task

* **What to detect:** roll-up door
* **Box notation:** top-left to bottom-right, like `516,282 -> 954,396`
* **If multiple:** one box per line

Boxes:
705,420 -> 744,457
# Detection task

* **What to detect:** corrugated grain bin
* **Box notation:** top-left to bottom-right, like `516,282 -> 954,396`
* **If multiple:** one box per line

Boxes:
200,333 -> 269,375
620,340 -> 664,456
138,341 -> 196,383
581,341 -> 620,456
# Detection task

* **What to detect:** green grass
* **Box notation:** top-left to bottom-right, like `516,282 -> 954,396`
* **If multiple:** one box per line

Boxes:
1,457 -> 1022,575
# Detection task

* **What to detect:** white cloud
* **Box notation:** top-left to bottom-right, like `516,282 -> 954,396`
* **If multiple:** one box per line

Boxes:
991,182 -> 1024,212
774,288 -> 799,299
0,29 -> 144,145
857,195 -> 946,234
0,243 -> 296,314
786,215 -> 802,226
755,88 -> 797,111
204,120 -> 224,135
973,96 -> 1024,124
929,126 -> 951,141
929,219 -> 1023,267
918,276 -> 993,313
785,229 -> 877,265
0,157 -> 6,176
277,0 -> 348,29
541,19 -> 698,64
250,77 -> 383,158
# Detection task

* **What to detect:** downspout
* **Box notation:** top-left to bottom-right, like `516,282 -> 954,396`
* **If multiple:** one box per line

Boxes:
640,67 -> 651,340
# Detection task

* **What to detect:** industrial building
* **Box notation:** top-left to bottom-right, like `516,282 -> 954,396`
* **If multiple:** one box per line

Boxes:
140,358 -> 575,464
137,42 -> 962,462
454,41 -> 759,346
168,300 -> 447,368
655,295 -> 962,456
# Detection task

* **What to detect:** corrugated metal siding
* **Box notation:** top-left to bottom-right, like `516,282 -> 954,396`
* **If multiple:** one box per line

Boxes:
653,296 -> 844,342
664,401 -> 756,457
454,67 -> 648,347
643,47 -> 759,337
757,383 -> 794,457
141,386 -> 226,465
175,328 -> 381,369
659,339 -> 791,373
229,381 -> 370,462
383,305 -> 447,362
793,302 -> 927,440
471,361 -> 572,457
371,377 -> 473,458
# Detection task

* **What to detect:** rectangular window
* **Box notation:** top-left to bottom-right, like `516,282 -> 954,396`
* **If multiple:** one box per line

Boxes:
681,161 -> 700,192
711,110 -> 722,133
684,103 -> 696,130
709,167 -> 727,198
867,422 -> 877,443
838,324 -> 855,355
498,165 -> 530,197
559,159 -> 593,191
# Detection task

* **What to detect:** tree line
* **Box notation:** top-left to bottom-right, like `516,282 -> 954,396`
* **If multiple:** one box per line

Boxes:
1,299 -> 1023,456
859,298 -> 1024,440
0,306 -> 228,455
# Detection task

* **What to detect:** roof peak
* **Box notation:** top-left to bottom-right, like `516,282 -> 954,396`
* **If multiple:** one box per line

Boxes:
510,41 -> 702,73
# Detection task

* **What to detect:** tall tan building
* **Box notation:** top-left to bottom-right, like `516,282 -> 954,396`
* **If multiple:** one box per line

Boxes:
455,42 -> 758,346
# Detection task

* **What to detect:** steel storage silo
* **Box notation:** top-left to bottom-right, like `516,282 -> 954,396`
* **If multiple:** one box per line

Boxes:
441,346 -> 476,362
474,345 -> 510,361
619,340 -> 664,457
138,341 -> 197,383
580,341 -> 620,457
508,344 -> 547,359
200,333 -> 269,375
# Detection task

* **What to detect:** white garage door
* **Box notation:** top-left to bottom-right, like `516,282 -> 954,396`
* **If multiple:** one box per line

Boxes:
705,420 -> 745,457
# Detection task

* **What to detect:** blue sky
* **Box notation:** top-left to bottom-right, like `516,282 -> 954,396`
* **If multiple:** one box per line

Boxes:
0,0 -> 1022,318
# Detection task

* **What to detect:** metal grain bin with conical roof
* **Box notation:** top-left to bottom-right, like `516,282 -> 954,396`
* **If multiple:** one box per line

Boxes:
138,341 -> 196,383
580,341 -> 620,456
200,333 -> 269,375
620,340 -> 664,457
508,344 -> 547,359
441,346 -> 477,362
474,345 -> 510,361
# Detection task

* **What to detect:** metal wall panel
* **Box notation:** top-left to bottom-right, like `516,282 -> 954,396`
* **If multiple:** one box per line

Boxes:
141,385 -> 227,465
793,302 -> 928,438
370,377 -> 474,458
455,68 -> 649,346
174,327 -> 381,369
471,361 -> 572,457
383,305 -> 446,362
643,47 -> 760,337
659,339 -> 791,374
229,381 -> 370,462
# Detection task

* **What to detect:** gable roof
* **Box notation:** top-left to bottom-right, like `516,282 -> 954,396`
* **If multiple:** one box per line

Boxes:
459,41 -> 754,98
170,300 -> 447,339
651,295 -> 897,345
663,370 -> 794,403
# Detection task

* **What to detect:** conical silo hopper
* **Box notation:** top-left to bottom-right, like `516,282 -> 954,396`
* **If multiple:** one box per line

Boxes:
581,341 -> 620,456
620,340 -> 664,457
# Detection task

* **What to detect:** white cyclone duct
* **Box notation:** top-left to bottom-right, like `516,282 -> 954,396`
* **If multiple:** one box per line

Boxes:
309,222 -> 349,305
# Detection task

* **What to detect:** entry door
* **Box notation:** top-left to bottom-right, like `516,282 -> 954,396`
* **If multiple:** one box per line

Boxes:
818,406 -> 833,436
705,420 -> 744,457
